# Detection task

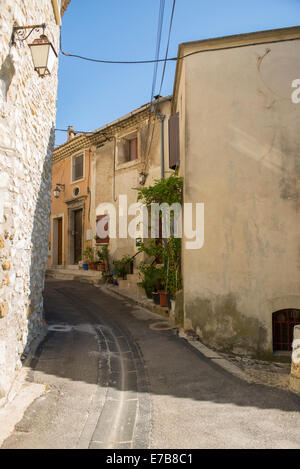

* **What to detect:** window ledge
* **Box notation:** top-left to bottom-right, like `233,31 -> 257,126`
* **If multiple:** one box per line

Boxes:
116,158 -> 141,171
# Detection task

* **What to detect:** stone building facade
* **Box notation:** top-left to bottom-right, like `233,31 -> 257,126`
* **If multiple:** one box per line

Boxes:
173,26 -> 300,357
49,97 -> 172,271
0,0 -> 70,406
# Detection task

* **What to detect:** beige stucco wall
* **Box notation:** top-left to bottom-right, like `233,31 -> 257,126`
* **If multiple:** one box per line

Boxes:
178,36 -> 300,356
91,100 -> 171,265
0,0 -> 62,405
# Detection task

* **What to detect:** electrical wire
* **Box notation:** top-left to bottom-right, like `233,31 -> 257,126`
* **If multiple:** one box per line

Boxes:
158,0 -> 176,96
60,26 -> 176,65
151,0 -> 166,102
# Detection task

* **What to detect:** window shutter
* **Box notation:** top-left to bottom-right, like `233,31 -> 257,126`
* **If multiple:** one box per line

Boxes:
168,113 -> 180,169
129,137 -> 138,161
73,154 -> 84,181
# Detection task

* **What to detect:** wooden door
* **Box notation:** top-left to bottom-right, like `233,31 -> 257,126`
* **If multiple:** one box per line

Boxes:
74,209 -> 83,264
57,218 -> 63,265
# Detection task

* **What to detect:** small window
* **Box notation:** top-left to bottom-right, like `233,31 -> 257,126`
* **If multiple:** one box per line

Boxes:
272,309 -> 300,352
72,154 -> 84,182
118,133 -> 138,164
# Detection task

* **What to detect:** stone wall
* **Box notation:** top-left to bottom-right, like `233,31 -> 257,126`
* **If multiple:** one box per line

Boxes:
0,0 -> 61,405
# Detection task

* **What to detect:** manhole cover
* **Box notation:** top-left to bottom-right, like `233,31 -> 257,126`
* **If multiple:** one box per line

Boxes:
48,325 -> 73,332
149,322 -> 173,331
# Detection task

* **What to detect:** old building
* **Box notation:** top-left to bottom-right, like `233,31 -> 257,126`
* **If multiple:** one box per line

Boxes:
0,0 -> 70,406
48,97 -> 172,280
91,96 -> 172,263
49,127 -> 93,269
173,26 -> 300,357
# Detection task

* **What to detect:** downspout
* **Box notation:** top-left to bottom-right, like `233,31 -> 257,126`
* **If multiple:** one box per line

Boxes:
113,136 -> 117,202
151,101 -> 166,179
159,114 -> 165,179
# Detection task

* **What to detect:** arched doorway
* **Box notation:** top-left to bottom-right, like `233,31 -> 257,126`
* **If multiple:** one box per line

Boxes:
272,309 -> 300,352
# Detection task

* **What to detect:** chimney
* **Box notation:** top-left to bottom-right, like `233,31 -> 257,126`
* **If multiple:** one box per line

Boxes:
67,125 -> 77,141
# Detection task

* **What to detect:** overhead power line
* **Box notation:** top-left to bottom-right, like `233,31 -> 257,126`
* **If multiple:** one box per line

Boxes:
60,26 -> 177,65
151,0 -> 166,102
158,0 -> 176,96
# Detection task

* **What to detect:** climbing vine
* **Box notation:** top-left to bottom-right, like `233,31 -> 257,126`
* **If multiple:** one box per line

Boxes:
135,174 -> 183,299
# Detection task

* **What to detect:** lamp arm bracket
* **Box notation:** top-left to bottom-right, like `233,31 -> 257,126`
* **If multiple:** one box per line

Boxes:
12,24 -> 46,45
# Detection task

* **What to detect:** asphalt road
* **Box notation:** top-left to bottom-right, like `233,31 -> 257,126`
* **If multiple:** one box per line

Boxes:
2,280 -> 300,449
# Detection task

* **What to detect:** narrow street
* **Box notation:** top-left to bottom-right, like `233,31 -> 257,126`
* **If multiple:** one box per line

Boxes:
2,280 -> 300,449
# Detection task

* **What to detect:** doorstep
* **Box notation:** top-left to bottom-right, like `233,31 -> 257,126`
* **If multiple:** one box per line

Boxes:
46,267 -> 103,285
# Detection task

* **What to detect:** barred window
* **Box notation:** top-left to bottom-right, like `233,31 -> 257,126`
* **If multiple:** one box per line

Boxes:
272,309 -> 300,352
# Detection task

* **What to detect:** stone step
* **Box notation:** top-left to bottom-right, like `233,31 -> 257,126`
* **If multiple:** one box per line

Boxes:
116,280 -> 146,298
46,272 -> 75,281
46,269 -> 103,285
65,265 -> 80,270
126,273 -> 140,282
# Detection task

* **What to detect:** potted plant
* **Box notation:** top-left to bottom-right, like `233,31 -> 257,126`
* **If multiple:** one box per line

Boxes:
134,174 -> 183,309
81,254 -> 89,271
138,262 -> 164,301
83,246 -> 95,270
114,254 -> 133,279
96,248 -> 106,271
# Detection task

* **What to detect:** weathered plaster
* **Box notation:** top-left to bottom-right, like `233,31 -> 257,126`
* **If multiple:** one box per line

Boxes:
175,30 -> 300,356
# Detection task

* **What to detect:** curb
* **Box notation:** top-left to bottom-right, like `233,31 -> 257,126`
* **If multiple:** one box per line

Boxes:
177,329 -> 255,384
97,284 -> 169,318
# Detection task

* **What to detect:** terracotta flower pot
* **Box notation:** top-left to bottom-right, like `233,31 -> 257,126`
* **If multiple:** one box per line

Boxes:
159,291 -> 168,307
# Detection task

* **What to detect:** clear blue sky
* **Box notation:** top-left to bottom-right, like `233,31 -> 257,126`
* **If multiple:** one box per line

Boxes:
55,0 -> 300,146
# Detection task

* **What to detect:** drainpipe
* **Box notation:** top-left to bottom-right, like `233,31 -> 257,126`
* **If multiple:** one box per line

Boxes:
151,101 -> 165,179
159,114 -> 165,179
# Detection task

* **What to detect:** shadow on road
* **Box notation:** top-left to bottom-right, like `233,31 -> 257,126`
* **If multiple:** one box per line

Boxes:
33,280 -> 300,414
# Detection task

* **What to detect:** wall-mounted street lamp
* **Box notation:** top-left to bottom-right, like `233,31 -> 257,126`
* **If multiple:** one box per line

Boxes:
12,24 -> 58,77
54,184 -> 65,199
139,172 -> 147,185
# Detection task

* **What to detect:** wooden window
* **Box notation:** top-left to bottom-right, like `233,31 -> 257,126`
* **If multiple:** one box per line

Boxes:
118,134 -> 138,164
72,154 -> 84,182
169,113 -> 180,169
129,137 -> 138,161
96,215 -> 110,244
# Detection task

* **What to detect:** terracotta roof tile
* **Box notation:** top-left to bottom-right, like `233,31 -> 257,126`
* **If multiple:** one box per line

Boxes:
61,0 -> 71,16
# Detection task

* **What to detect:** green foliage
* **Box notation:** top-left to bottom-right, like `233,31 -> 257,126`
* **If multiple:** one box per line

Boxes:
163,237 -> 182,298
135,174 -> 183,206
83,246 -> 94,262
97,245 -> 109,264
114,254 -> 133,279
135,174 -> 183,299
137,239 -> 164,260
138,262 -> 164,297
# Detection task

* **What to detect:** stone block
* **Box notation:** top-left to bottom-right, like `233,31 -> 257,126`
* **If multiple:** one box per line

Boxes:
0,302 -> 9,318
2,261 -> 10,271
